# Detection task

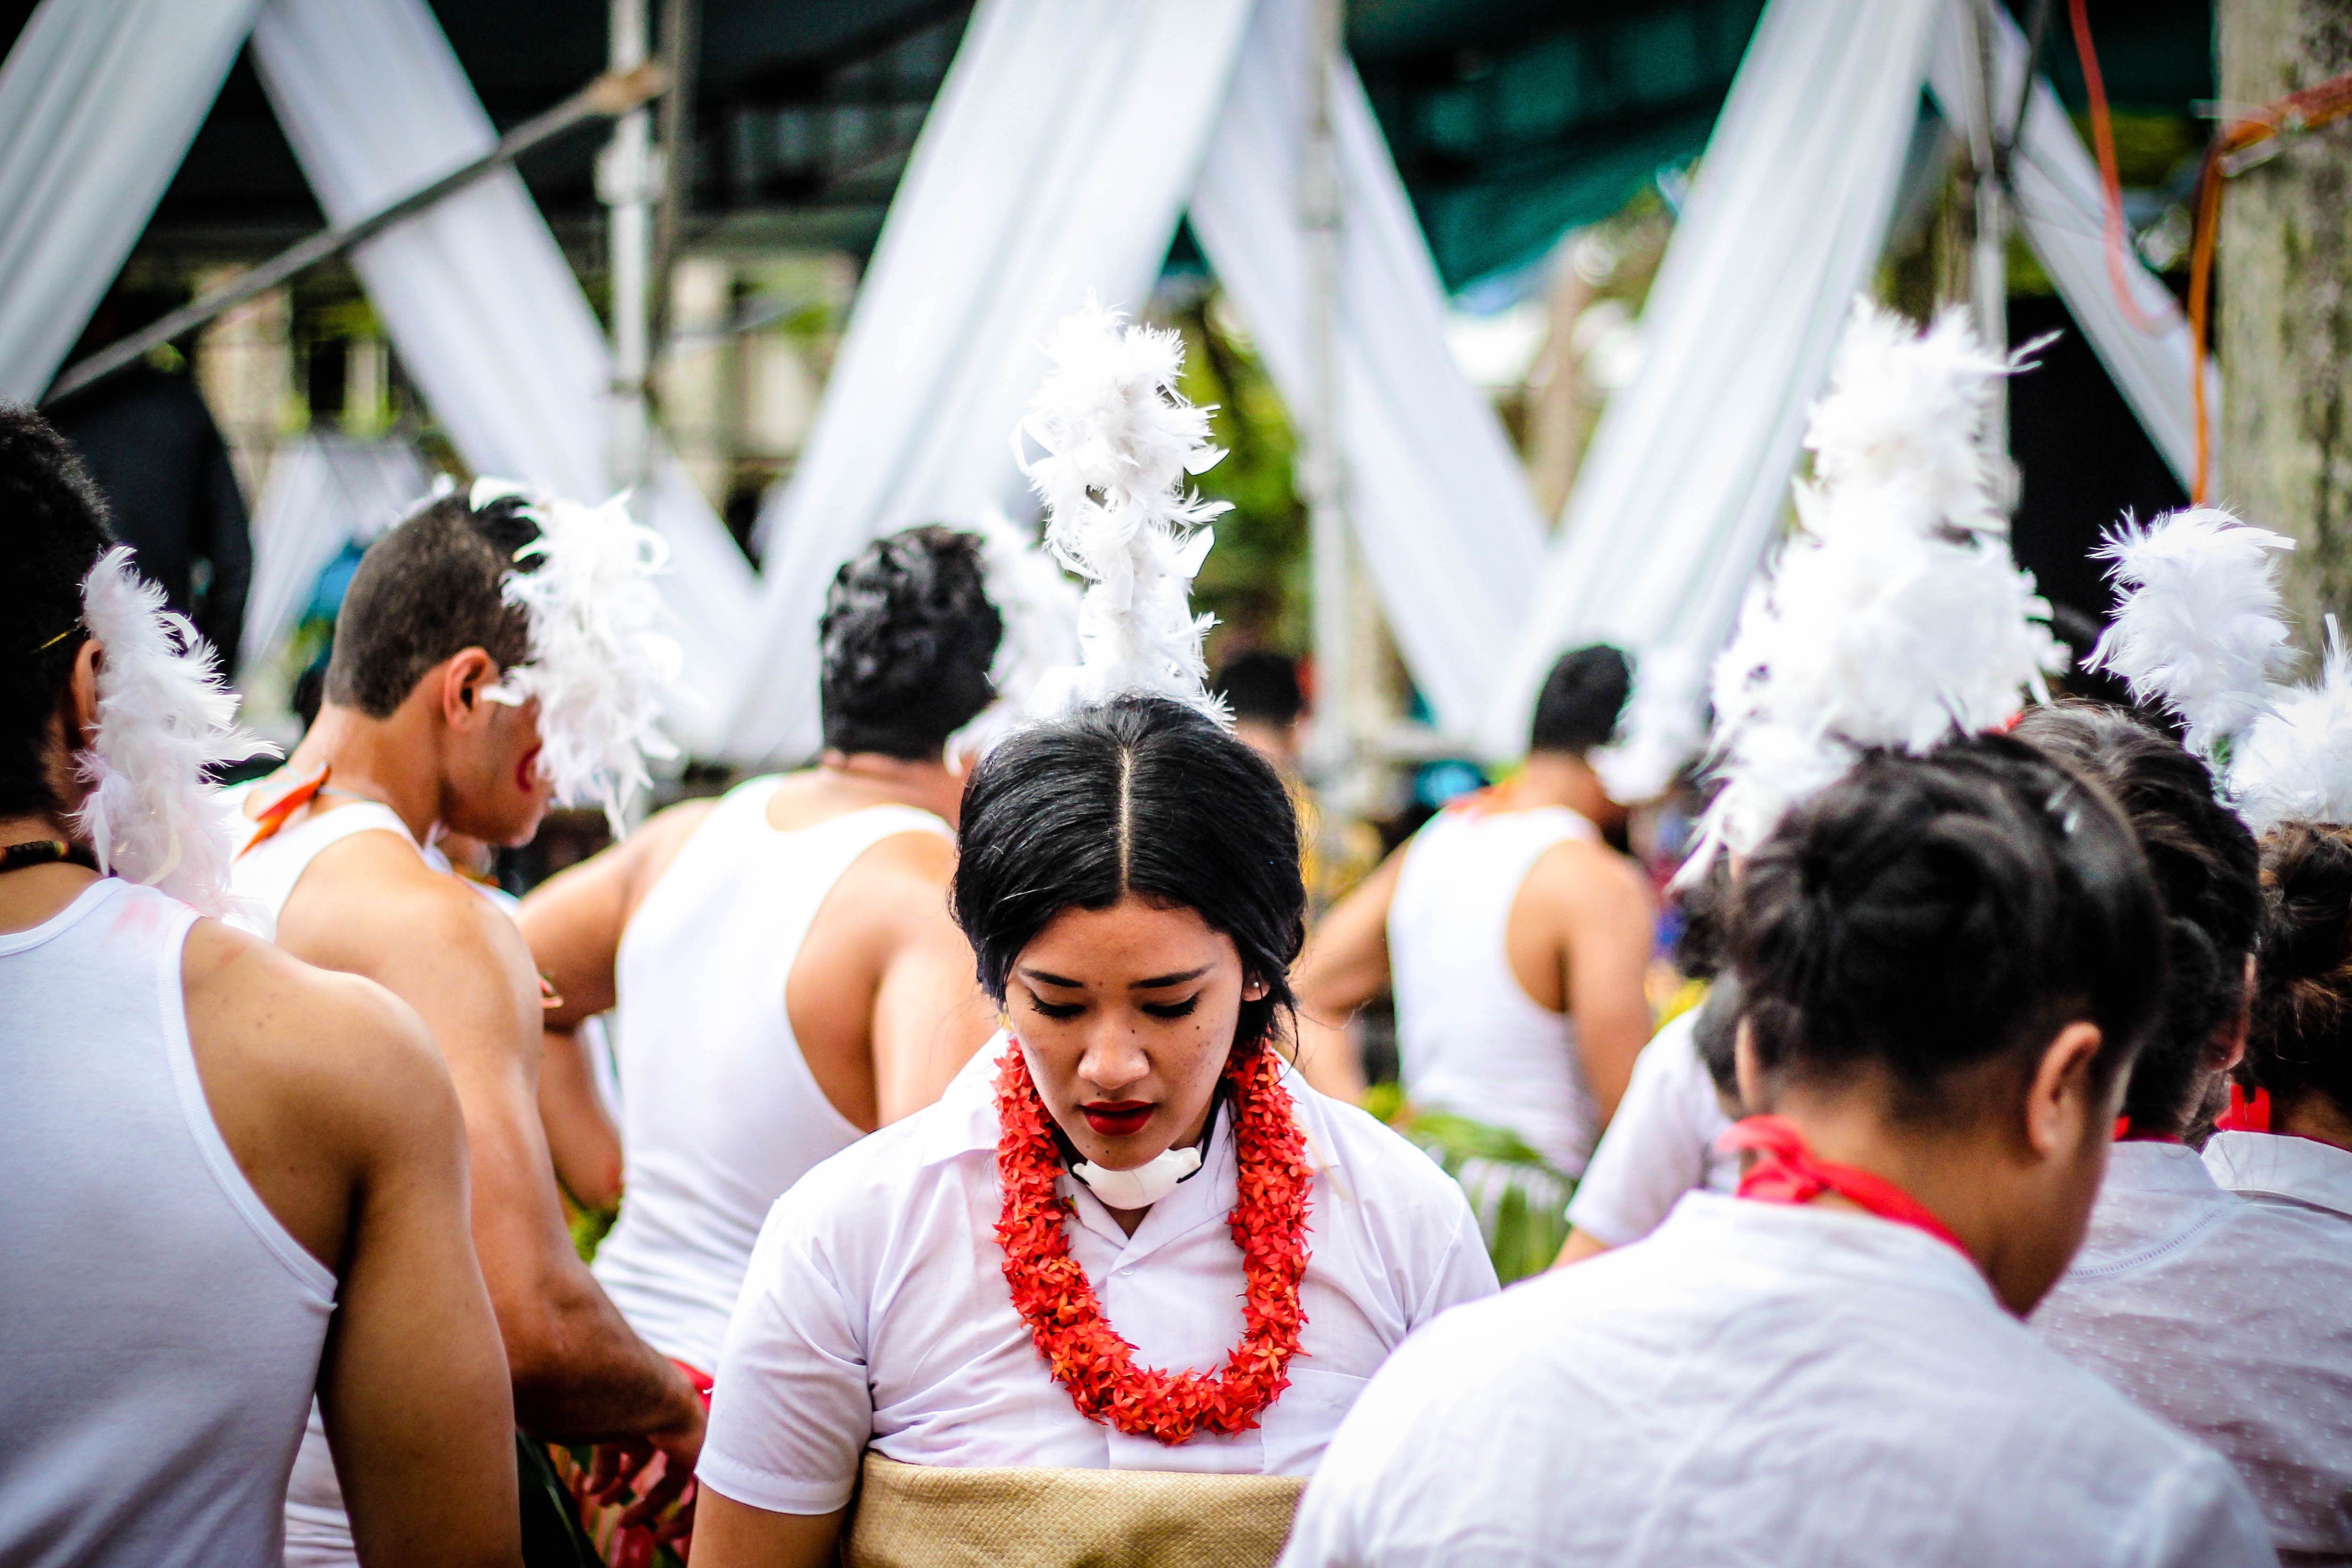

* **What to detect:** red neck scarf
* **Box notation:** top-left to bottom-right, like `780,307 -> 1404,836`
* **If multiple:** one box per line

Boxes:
1722,1116 -> 1971,1260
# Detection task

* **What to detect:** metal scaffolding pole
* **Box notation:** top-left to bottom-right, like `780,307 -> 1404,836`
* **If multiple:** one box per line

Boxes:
602,0 -> 658,491
1301,0 -> 1356,803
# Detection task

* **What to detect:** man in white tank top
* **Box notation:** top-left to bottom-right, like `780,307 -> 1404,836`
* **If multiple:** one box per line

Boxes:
229,486 -> 708,1559
519,526 -> 1004,1386
1294,646 -> 1655,1177
0,411 -> 517,1567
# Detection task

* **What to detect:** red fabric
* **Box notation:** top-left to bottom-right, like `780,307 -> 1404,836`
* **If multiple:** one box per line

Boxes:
234,767 -> 330,860
2112,1116 -> 2183,1144
2217,1083 -> 2273,1133
1722,1116 -> 1971,1260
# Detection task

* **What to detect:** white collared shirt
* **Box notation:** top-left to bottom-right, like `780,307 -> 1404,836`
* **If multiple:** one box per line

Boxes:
697,1035 -> 1497,1516
1563,1009 -> 1736,1247
1279,1193 -> 2270,1568
2033,1140 -> 2352,1559
2204,1128 -> 2352,1224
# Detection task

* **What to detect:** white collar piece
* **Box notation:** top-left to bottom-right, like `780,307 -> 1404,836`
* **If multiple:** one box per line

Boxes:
1070,1145 -> 1203,1211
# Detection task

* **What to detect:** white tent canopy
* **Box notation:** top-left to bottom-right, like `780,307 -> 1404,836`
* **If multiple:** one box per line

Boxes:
0,0 -> 2207,770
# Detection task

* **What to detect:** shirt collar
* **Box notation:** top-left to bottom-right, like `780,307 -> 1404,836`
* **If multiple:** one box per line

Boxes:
1659,1191 -> 1997,1309
2203,1129 -> 2352,1220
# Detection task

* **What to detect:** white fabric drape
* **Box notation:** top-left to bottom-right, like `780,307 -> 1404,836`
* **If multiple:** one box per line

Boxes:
1188,0 -> 1546,734
1480,0 -> 1945,755
1926,1 -> 2217,492
248,0 -> 755,753
728,0 -> 1545,762
723,0 -> 1256,764
240,432 -> 431,671
0,0 -> 262,401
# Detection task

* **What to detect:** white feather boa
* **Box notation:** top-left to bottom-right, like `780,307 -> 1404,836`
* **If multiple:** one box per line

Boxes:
472,480 -> 683,832
2089,507 -> 2295,760
1686,301 -> 2064,873
70,547 -> 275,915
1016,297 -> 1230,721
2229,615 -> 2352,831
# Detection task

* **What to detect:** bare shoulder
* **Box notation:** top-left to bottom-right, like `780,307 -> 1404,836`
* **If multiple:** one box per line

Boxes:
1528,836 -> 1654,917
181,917 -> 459,1147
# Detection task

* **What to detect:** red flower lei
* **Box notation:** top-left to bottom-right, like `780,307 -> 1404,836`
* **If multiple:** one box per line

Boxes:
993,1039 -> 1313,1445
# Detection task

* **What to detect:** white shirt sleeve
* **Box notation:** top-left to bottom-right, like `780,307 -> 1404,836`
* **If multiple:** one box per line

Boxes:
2121,1448 -> 2278,1568
1565,1011 -> 1725,1247
695,1198 -> 872,1516
1409,1193 -> 1503,1325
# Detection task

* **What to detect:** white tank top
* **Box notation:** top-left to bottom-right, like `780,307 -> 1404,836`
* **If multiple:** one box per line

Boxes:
592,780 -> 955,1373
1388,803 -> 1602,1176
0,879 -> 335,1567
221,785 -> 432,1568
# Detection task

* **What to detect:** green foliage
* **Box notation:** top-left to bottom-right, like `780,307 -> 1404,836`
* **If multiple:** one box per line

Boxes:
1168,296 -> 1309,654
1378,1101 -> 1576,1284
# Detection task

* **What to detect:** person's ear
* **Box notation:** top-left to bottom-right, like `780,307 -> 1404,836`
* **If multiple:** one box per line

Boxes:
2024,1020 -> 2106,1160
440,648 -> 500,730
1241,975 -> 1270,1003
67,637 -> 103,748
2208,955 -> 2256,1077
1733,1017 -> 1764,1110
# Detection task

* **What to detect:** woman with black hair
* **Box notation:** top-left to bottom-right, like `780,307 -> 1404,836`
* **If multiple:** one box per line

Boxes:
2212,820 -> 2352,1208
689,696 -> 1495,1568
2016,704 -> 2352,1563
1281,737 -> 2271,1567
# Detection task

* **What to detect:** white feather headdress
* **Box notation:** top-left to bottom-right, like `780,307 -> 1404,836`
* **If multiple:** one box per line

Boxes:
470,479 -> 683,832
1686,301 -> 2065,873
1015,297 -> 1230,721
2088,507 -> 2295,760
2232,616 -> 2352,831
1590,647 -> 1707,806
948,508 -> 1083,759
70,547 -> 275,915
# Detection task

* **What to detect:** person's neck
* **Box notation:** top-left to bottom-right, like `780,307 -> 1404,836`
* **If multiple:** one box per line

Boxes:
1760,1090 -> 2037,1309
282,704 -> 445,847
817,750 -> 965,826
2278,1088 -> 2352,1153
1514,751 -> 1615,824
0,810 -> 100,932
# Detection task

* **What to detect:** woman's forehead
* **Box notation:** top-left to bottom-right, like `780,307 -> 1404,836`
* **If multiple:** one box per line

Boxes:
1018,895 -> 1234,981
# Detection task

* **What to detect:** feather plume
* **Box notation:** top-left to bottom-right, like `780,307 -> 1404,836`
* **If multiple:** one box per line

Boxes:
70,547 -> 276,915
2231,615 -> 2352,831
1016,297 -> 1231,720
474,480 -> 684,833
1685,301 -> 2064,874
2088,507 -> 2295,758
948,508 -> 1083,759
1590,648 -> 1707,805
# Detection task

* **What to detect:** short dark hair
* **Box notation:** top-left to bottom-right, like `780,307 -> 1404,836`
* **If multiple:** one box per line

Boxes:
324,491 -> 541,718
1531,644 -> 1632,754
819,526 -> 1002,760
1214,651 -> 1304,727
951,695 -> 1306,1056
2011,702 -> 2259,1135
2248,821 -> 2352,1122
1,406 -> 116,820
1733,734 -> 2164,1126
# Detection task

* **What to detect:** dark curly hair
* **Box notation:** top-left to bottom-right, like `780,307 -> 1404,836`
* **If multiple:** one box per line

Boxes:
1733,733 -> 2163,1127
1,406 -> 117,821
2248,822 -> 2352,1124
951,695 -> 1305,1057
324,490 -> 543,718
819,525 -> 1003,760
2011,702 -> 2260,1137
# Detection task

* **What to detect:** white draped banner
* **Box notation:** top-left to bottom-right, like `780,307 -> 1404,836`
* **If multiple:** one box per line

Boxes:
0,0 -> 261,402
249,0 -> 756,752
1482,0 -> 1946,755
1926,0 -> 2217,491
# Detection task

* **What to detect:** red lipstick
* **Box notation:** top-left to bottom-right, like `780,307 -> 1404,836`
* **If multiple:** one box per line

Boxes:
516,745 -> 542,793
1082,1101 -> 1154,1137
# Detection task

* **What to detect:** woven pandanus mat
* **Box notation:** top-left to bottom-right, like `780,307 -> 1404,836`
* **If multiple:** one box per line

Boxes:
841,1453 -> 1305,1568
